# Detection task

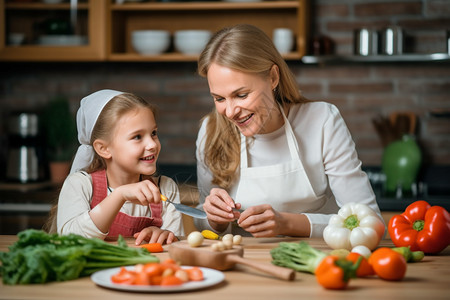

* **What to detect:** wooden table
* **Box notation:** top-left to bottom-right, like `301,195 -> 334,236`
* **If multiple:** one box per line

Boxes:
1,235 -> 449,300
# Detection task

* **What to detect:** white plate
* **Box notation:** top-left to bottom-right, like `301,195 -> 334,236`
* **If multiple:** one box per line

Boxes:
38,35 -> 88,46
91,266 -> 225,293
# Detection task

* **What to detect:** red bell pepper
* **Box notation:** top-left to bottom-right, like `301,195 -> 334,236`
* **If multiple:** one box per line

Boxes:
388,200 -> 450,254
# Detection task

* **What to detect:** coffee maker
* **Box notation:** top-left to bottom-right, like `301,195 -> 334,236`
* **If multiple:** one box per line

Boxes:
5,112 -> 46,183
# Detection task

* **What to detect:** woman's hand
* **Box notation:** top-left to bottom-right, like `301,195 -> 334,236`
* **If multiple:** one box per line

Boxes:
134,226 -> 178,245
238,205 -> 311,237
237,204 -> 284,237
116,180 -> 161,206
203,188 -> 241,232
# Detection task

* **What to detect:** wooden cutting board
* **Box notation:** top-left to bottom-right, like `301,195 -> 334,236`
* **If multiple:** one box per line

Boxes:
168,240 -> 295,281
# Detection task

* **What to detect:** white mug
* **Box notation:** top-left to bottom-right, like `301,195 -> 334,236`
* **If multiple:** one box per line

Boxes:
273,28 -> 294,54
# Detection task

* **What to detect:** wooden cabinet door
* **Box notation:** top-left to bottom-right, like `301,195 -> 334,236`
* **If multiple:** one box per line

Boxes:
0,0 -> 107,62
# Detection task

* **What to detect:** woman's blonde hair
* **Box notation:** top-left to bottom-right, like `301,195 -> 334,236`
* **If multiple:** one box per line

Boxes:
43,92 -> 156,233
197,24 -> 307,189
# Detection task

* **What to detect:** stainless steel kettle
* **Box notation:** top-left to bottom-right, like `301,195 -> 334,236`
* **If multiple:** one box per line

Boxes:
6,113 -> 46,183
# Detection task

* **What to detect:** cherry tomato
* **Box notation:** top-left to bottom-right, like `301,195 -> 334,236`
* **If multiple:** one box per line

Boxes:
368,247 -> 407,281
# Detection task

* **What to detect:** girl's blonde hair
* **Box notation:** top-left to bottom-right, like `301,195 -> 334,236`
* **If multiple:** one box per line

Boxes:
44,92 -> 156,233
197,24 -> 307,189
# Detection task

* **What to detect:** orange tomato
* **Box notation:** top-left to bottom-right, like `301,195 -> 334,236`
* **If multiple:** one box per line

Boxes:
368,247 -> 407,281
315,256 -> 350,290
346,252 -> 374,277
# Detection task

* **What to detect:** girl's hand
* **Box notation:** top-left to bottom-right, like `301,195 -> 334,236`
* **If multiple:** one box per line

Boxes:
237,204 -> 284,237
116,180 -> 161,206
203,188 -> 241,231
134,226 -> 178,245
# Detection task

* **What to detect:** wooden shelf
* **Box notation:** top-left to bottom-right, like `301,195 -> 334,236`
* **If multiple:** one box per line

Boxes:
108,51 -> 301,62
110,1 -> 299,11
301,53 -> 450,64
5,2 -> 90,10
0,0 -> 308,62
107,0 -> 308,61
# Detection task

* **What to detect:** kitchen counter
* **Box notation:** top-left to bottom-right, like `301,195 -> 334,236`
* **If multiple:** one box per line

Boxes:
0,235 -> 449,300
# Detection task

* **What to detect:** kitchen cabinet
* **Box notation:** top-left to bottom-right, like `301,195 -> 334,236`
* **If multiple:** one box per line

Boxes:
107,0 -> 308,61
0,0 -> 107,62
0,0 -> 308,62
0,182 -> 57,234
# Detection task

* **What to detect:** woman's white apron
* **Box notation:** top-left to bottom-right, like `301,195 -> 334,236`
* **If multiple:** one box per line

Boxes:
230,106 -> 322,235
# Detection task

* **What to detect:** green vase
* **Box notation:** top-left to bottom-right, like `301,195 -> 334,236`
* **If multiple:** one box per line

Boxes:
382,135 -> 422,194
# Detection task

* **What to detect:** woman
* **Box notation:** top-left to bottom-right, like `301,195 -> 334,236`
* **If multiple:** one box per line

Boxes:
194,24 -> 383,238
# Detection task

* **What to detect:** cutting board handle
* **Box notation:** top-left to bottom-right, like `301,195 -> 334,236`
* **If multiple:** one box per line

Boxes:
227,254 -> 295,281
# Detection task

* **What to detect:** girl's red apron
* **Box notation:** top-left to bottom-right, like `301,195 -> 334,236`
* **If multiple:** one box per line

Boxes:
90,170 -> 162,237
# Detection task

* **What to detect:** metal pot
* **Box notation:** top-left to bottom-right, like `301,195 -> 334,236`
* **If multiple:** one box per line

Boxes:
354,28 -> 378,56
381,26 -> 404,55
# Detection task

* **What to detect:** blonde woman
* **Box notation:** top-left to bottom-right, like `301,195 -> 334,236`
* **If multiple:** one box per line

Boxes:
194,24 -> 383,238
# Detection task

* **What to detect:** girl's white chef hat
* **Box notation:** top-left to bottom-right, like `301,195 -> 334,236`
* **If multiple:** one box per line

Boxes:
70,89 -> 123,174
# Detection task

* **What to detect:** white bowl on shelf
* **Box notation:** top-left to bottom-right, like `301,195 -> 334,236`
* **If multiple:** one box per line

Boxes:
132,30 -> 171,55
174,30 -> 212,55
8,33 -> 25,46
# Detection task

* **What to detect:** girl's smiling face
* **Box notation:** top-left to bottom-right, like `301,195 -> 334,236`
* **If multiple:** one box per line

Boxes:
207,63 -> 281,136
106,108 -> 160,182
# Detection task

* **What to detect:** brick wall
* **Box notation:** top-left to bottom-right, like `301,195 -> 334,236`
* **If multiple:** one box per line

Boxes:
0,0 -> 449,173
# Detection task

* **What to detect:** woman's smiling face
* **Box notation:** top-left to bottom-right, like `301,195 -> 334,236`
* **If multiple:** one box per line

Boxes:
207,63 -> 281,136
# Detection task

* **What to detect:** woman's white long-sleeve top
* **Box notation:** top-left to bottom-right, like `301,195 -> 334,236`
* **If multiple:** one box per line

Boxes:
195,101 -> 383,237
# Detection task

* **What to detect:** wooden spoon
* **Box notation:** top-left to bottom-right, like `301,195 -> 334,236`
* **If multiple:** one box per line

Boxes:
168,240 -> 295,281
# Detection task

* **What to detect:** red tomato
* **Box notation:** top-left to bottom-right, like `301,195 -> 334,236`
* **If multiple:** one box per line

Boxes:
368,247 -> 407,281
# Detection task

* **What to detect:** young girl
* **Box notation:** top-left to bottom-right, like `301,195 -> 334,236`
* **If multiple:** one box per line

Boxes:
54,89 -> 183,245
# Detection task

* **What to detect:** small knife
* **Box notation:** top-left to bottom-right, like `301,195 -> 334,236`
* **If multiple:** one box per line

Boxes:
160,194 -> 207,219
